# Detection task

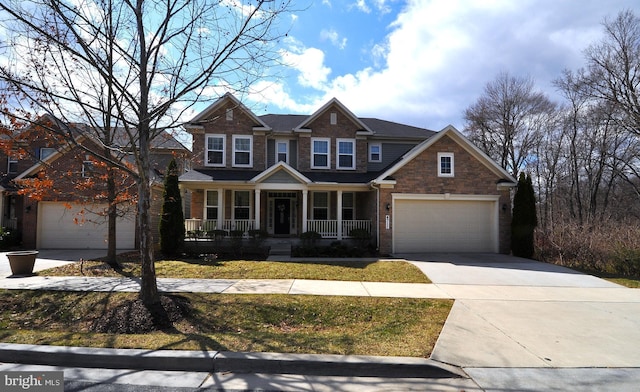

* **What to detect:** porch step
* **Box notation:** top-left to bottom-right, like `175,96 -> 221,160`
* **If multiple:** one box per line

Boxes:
268,242 -> 292,257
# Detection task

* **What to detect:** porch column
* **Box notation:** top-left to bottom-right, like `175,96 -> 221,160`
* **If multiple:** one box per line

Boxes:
254,189 -> 261,230
337,190 -> 343,240
217,189 -> 224,230
302,190 -> 308,233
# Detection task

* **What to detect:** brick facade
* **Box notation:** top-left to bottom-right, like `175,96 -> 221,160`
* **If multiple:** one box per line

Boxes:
376,135 -> 512,255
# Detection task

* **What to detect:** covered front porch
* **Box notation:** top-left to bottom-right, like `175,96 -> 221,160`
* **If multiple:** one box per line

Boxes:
183,188 -> 375,240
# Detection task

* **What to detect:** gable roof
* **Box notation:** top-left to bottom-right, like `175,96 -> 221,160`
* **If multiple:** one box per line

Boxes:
250,161 -> 311,184
293,98 -> 374,135
187,92 -> 271,130
373,125 -> 516,185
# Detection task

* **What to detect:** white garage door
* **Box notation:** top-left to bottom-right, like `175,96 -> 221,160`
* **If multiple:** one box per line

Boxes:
394,198 -> 498,253
38,202 -> 136,249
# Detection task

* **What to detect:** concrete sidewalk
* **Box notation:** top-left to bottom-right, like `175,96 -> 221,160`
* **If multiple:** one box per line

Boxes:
3,251 -> 640,391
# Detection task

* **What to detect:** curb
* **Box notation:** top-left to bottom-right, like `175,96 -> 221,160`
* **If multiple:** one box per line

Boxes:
0,343 -> 466,379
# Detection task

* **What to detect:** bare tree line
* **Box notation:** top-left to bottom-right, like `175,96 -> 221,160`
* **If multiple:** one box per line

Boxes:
465,10 -> 640,229
464,10 -> 640,271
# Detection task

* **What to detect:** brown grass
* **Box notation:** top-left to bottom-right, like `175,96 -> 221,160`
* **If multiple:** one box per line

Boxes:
0,290 -> 451,357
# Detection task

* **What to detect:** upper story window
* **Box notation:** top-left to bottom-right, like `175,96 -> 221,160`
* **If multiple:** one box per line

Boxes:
205,134 -> 225,167
233,135 -> 253,167
226,108 -> 233,121
276,140 -> 288,163
311,138 -> 330,169
369,143 -> 381,162
205,190 -> 218,220
330,112 -> 337,125
7,155 -> 18,174
438,152 -> 454,177
337,139 -> 355,170
40,148 -> 55,160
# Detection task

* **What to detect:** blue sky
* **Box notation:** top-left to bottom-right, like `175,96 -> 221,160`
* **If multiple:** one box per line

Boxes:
234,0 -> 640,132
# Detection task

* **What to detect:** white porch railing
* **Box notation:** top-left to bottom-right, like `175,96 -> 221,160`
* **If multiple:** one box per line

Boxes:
307,220 -> 338,238
185,219 -> 255,236
221,219 -> 255,234
342,220 -> 371,236
307,219 -> 371,238
185,219 -> 218,233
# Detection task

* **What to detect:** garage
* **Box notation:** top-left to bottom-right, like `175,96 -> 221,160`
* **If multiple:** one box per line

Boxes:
37,202 -> 136,249
393,196 -> 499,253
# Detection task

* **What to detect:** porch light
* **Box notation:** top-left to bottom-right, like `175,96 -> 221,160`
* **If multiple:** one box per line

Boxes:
386,203 -> 390,211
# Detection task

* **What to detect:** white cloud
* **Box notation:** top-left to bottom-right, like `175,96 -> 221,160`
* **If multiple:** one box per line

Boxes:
320,28 -> 347,50
351,0 -> 371,14
280,46 -> 331,90
255,0 -> 640,130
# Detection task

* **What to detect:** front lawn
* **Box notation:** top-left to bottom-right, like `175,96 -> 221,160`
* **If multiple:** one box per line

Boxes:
40,257 -> 430,283
0,290 -> 451,357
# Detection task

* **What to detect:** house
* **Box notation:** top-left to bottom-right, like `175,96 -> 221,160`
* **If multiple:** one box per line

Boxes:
180,93 -> 516,254
0,119 -> 189,249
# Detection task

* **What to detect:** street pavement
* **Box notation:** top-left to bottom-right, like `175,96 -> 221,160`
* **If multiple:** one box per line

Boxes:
1,250 -> 640,391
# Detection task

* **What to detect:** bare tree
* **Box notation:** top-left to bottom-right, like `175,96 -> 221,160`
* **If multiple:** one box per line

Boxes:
464,71 -> 557,177
584,9 -> 640,134
0,0 -> 293,308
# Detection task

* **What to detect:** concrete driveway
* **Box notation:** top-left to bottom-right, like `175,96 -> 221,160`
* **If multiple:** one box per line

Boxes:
398,253 -> 640,391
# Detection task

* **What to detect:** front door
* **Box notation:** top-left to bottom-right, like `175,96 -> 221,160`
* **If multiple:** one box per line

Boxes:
274,199 -> 290,235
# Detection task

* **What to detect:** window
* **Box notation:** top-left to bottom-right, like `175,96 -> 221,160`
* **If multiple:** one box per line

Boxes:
226,108 -> 233,121
7,155 -> 18,174
233,135 -> 252,167
82,160 -> 94,178
342,192 -> 354,220
438,152 -> 454,177
311,138 -> 330,169
205,134 -> 225,166
205,190 -> 218,220
276,141 -> 288,163
40,148 -> 55,160
369,143 -> 381,162
330,112 -> 337,125
312,192 -> 329,220
337,139 -> 355,170
234,191 -> 251,220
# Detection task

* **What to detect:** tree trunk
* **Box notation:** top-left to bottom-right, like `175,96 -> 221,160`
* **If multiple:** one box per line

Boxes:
106,166 -> 119,268
137,126 -> 159,306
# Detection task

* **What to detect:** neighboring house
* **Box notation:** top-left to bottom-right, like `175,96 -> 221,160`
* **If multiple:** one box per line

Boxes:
0,119 -> 189,249
180,93 -> 516,254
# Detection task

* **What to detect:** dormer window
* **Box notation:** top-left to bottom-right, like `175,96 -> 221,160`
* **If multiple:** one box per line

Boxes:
311,138 -> 330,169
40,148 -> 55,160
82,160 -> 94,178
276,140 -> 288,163
337,139 -> 355,170
369,143 -> 381,162
7,155 -> 18,174
232,135 -> 253,167
438,152 -> 454,177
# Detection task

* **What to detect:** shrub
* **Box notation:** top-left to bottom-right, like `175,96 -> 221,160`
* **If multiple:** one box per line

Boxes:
159,159 -> 185,256
512,173 -> 537,258
536,219 -> 640,277
349,229 -> 371,248
300,231 -> 322,247
0,227 -> 19,250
